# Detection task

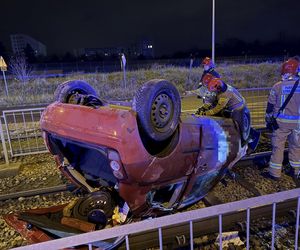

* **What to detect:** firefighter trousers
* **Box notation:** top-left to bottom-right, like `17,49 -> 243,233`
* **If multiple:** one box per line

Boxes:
269,126 -> 300,178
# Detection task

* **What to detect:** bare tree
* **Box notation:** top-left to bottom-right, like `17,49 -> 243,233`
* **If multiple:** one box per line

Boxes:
9,54 -> 32,83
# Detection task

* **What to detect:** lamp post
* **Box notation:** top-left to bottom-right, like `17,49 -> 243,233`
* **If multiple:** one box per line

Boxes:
120,53 -> 127,88
212,0 -> 215,63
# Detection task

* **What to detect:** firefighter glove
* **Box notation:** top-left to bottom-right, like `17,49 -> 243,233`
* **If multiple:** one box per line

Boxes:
195,108 -> 206,115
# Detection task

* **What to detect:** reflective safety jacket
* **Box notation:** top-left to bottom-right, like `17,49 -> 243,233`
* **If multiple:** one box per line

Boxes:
205,84 -> 245,115
268,79 -> 300,127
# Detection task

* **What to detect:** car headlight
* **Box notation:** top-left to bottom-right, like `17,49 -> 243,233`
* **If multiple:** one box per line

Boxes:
108,150 -> 127,180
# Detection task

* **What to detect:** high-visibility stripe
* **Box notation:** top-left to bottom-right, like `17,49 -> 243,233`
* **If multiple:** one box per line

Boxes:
277,118 -> 300,123
277,112 -> 300,123
277,114 -> 300,120
290,161 -> 300,168
270,162 -> 282,169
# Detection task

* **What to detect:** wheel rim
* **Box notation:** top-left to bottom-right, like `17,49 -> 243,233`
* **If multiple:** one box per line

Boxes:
73,191 -> 114,222
151,93 -> 173,131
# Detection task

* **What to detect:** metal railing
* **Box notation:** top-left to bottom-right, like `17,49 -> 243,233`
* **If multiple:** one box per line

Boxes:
2,108 -> 47,158
13,188 -> 300,250
0,116 -> 9,164
240,87 -> 270,128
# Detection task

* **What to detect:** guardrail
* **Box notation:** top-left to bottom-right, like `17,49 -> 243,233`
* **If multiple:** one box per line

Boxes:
13,188 -> 300,250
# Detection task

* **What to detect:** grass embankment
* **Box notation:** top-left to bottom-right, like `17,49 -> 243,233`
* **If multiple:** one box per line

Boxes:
0,62 -> 280,106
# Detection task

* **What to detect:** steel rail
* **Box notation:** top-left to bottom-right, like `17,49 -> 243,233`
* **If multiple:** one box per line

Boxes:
117,198 -> 298,250
0,149 -> 286,202
1,148 -> 296,249
14,189 -> 300,250
241,148 -> 289,161
0,184 -> 76,201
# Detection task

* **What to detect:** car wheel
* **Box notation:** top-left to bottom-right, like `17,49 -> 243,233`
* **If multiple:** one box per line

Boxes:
72,191 -> 115,229
133,79 -> 181,141
72,191 -> 126,249
55,80 -> 98,104
232,107 -> 251,142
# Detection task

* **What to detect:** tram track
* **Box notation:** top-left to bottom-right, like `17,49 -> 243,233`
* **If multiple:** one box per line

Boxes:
0,147 -> 294,204
117,149 -> 299,250
0,184 -> 76,202
0,149 -> 277,202
0,148 -> 298,249
117,198 -> 298,250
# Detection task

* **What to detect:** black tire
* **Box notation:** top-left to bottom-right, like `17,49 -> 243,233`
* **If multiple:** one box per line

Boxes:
232,107 -> 251,142
55,80 -> 98,103
133,79 -> 181,141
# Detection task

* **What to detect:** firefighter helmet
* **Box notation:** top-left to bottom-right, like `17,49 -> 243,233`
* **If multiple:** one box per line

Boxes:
202,57 -> 215,69
281,58 -> 300,76
202,73 -> 215,86
207,78 -> 223,92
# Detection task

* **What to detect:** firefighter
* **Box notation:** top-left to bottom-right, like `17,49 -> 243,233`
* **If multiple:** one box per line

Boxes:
184,57 -> 220,109
185,57 -> 220,106
198,57 -> 220,106
196,77 -> 251,144
264,57 -> 300,180
200,57 -> 220,81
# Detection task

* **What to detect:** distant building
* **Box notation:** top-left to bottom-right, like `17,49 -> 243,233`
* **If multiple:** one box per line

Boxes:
74,47 -> 124,58
74,39 -> 154,59
134,39 -> 154,58
10,34 -> 47,56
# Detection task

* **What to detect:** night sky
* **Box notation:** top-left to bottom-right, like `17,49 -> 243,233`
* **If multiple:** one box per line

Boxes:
1,0 -> 299,56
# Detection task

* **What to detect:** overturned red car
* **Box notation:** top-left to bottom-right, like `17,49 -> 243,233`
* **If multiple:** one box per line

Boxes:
40,79 -> 258,227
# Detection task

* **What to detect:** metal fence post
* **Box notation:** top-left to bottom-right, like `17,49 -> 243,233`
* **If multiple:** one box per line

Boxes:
0,116 -> 9,164
271,203 -> 276,250
219,214 -> 222,249
158,227 -> 163,250
125,235 -> 130,250
246,207 -> 250,250
295,197 -> 300,250
189,220 -> 194,250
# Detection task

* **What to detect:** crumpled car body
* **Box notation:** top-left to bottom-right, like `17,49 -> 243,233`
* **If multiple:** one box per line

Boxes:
41,80 -> 248,218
